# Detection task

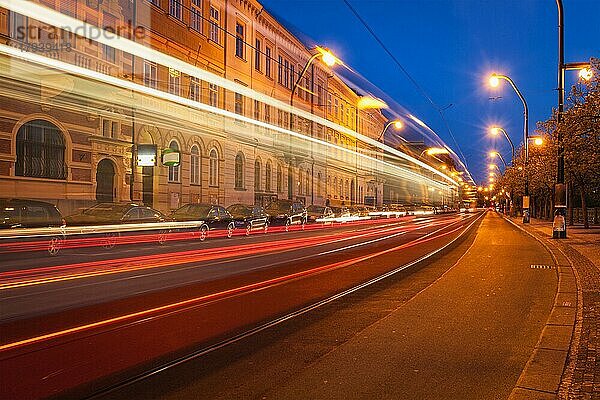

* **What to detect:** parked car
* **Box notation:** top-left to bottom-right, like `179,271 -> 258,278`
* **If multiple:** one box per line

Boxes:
226,204 -> 269,235
66,203 -> 168,226
349,206 -> 371,218
0,198 -> 66,256
306,205 -> 335,223
65,202 -> 170,248
171,203 -> 235,240
0,198 -> 65,229
265,200 -> 307,231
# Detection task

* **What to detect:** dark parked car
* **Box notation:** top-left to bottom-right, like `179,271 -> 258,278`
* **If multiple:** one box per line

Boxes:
0,198 -> 66,255
227,204 -> 269,235
265,200 -> 307,231
306,205 -> 334,223
0,198 -> 64,229
66,203 -> 168,226
171,203 -> 235,240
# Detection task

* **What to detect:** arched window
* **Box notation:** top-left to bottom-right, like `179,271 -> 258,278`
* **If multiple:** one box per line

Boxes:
167,140 -> 180,182
277,164 -> 283,193
209,147 -> 219,186
305,169 -> 310,196
265,161 -> 272,192
317,172 -> 322,196
254,159 -> 261,191
339,178 -> 343,198
235,152 -> 244,189
190,144 -> 200,185
16,119 -> 66,179
345,179 -> 349,199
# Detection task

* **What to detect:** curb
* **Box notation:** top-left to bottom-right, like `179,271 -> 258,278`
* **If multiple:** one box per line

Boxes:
501,215 -> 580,400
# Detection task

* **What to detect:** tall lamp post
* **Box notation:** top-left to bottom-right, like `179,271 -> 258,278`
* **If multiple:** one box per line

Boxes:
490,126 -> 515,162
553,0 -> 593,238
489,73 -> 531,223
377,120 -> 404,142
489,151 -> 507,168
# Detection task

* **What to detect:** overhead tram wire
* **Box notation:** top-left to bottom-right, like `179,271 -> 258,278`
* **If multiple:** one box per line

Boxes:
342,0 -> 472,182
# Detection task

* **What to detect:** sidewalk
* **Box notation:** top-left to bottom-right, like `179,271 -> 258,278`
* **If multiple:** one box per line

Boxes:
505,216 -> 600,398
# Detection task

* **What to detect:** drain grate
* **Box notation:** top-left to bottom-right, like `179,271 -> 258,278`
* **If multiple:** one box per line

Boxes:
530,264 -> 553,269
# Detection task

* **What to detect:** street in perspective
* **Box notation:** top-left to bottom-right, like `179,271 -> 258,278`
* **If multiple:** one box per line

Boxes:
0,0 -> 598,399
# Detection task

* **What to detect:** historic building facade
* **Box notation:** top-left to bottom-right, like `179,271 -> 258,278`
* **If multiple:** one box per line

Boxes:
0,0 -> 396,215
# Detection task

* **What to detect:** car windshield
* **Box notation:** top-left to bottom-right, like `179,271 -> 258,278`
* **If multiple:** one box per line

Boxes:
228,205 -> 251,217
175,205 -> 212,218
266,201 -> 291,213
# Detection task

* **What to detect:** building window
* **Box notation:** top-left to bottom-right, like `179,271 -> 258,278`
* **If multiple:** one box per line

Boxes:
190,144 -> 200,185
169,0 -> 182,20
102,43 -> 115,64
265,46 -> 272,78
265,161 -> 272,192
254,38 -> 261,71
235,22 -> 245,59
234,92 -> 244,115
264,104 -> 271,123
277,164 -> 282,193
290,65 -> 295,89
209,6 -> 220,44
254,160 -> 261,192
168,68 -> 181,95
148,0 -> 160,6
234,152 -> 244,189
317,80 -> 324,109
254,100 -> 260,120
168,140 -> 180,182
283,60 -> 289,88
306,170 -> 310,196
9,12 -> 28,42
298,169 -> 304,195
317,172 -> 322,196
277,55 -> 283,84
190,0 -> 202,32
16,119 -> 67,180
190,77 -> 201,102
209,83 -> 219,107
143,61 -> 157,89
102,119 -> 119,138
209,147 -> 218,186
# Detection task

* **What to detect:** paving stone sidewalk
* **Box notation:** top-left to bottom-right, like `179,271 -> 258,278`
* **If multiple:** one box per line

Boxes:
509,217 -> 600,399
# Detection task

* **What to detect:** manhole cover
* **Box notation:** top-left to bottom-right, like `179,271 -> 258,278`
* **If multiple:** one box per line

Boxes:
530,265 -> 553,269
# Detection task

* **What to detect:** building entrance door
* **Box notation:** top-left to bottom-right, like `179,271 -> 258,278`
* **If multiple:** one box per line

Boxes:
96,159 -> 115,202
142,166 -> 154,207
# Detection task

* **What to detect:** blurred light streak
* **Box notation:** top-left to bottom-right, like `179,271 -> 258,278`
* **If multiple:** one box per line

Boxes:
0,0 -> 459,187
0,214 -> 472,353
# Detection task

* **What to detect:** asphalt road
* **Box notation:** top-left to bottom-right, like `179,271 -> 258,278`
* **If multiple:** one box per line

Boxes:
0,212 -> 483,399
96,212 -> 557,400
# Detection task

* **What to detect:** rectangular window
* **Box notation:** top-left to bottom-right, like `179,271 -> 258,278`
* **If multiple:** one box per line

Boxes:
265,46 -> 272,78
283,60 -> 289,88
209,83 -> 218,107
189,77 -> 201,102
264,104 -> 270,123
209,6 -> 220,44
254,99 -> 260,120
334,98 -> 339,119
234,92 -> 244,115
169,0 -> 182,20
169,68 -> 181,95
277,55 -> 283,84
235,22 -> 245,59
190,0 -> 202,32
290,65 -> 295,89
317,80 -> 324,108
102,43 -> 116,63
143,61 -> 157,89
254,38 -> 261,71
10,12 -> 28,41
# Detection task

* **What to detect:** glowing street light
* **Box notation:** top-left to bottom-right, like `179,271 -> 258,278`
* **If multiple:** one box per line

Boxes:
489,126 -> 515,161
421,147 -> 450,157
378,119 -> 405,142
489,150 -> 507,167
291,46 -> 338,106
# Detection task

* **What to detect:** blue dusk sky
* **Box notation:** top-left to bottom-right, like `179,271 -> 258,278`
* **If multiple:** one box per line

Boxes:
261,0 -> 600,184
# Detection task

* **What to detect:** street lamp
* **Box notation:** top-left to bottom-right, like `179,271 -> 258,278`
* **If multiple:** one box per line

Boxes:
489,72 -> 531,223
377,120 -> 404,142
421,147 -> 450,157
489,150 -> 507,168
291,47 -> 337,106
489,126 -> 515,162
554,0 -> 594,238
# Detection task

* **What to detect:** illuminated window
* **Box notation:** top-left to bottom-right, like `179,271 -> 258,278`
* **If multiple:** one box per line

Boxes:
168,69 -> 181,95
190,145 -> 200,185
189,77 -> 201,102
209,147 -> 218,186
143,61 -> 157,89
167,140 -> 180,183
209,83 -> 218,107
